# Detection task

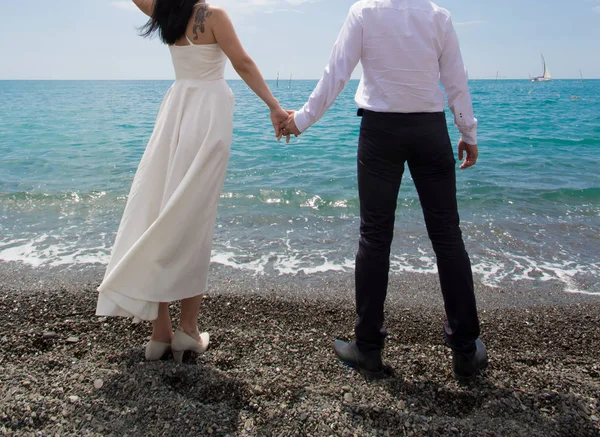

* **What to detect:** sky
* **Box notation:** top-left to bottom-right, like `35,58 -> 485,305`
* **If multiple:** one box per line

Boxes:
0,0 -> 599,80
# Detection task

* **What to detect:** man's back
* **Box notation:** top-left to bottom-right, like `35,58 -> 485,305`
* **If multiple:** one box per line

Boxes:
354,0 -> 454,113
293,0 -> 476,146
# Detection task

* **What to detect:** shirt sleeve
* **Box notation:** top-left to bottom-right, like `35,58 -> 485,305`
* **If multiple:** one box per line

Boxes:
439,17 -> 478,145
294,6 -> 363,133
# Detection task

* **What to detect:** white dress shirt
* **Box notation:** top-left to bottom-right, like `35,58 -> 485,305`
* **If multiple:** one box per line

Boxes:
294,0 -> 478,145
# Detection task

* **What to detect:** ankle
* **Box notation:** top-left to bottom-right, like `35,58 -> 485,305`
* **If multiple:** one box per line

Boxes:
151,331 -> 173,343
151,322 -> 173,342
179,324 -> 200,341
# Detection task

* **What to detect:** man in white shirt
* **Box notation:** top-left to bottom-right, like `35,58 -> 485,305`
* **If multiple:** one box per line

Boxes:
281,0 -> 487,382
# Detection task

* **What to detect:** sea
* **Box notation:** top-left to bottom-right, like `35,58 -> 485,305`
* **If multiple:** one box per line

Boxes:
0,79 -> 598,295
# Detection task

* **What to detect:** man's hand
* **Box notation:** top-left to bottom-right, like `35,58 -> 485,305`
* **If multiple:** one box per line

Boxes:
458,140 -> 478,170
279,111 -> 301,143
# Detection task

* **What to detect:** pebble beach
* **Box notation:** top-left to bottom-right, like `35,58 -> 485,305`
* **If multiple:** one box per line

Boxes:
1,266 -> 599,437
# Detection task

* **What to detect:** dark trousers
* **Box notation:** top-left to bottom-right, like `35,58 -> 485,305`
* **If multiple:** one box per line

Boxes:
354,110 -> 480,355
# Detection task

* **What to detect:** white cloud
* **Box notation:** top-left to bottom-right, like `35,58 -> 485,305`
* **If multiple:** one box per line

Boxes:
110,0 -> 315,15
218,0 -> 314,14
239,0 -> 313,5
586,0 -> 600,13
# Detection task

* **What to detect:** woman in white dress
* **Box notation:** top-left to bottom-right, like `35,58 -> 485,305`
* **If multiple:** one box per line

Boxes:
96,0 -> 289,362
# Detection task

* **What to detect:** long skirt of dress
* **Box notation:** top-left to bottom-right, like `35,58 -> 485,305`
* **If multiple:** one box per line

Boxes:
96,80 -> 234,321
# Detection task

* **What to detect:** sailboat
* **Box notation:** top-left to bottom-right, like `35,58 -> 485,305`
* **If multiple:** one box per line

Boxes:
531,54 -> 552,82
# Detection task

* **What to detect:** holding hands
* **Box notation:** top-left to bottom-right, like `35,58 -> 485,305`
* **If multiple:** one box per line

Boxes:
279,111 -> 301,143
269,106 -> 291,139
269,108 -> 301,143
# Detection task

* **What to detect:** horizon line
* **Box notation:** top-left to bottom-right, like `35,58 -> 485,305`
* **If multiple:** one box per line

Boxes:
1,78 -> 598,81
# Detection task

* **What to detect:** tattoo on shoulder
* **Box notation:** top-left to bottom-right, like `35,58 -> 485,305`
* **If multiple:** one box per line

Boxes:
193,6 -> 213,39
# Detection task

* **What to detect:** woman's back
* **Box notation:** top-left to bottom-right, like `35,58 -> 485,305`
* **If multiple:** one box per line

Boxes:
167,4 -> 227,82
169,41 -> 227,81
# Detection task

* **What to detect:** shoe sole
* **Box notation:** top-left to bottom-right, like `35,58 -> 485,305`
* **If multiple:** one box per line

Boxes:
338,359 -> 386,381
172,332 -> 210,363
453,361 -> 489,383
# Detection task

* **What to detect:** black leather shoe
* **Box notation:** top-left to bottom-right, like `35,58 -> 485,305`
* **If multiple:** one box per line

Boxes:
452,338 -> 488,382
333,340 -> 385,380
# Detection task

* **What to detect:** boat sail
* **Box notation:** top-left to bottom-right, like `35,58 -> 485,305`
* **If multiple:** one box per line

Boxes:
531,54 -> 552,82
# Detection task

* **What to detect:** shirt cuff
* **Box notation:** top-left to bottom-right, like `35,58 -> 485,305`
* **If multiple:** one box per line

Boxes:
460,128 -> 477,146
293,109 -> 311,134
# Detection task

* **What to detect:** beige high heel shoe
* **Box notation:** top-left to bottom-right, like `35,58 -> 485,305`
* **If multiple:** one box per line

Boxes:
145,340 -> 171,361
171,328 -> 210,363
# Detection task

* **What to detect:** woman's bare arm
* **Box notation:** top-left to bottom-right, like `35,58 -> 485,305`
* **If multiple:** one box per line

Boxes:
211,8 -> 280,110
132,0 -> 154,17
210,8 -> 288,138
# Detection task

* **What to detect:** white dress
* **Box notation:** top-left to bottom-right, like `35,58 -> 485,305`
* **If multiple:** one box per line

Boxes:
96,37 -> 234,321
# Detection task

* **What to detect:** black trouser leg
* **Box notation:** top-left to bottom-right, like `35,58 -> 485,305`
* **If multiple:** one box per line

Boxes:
407,115 -> 480,354
354,114 -> 406,352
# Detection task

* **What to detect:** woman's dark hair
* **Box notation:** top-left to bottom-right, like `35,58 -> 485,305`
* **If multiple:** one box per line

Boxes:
140,0 -> 199,45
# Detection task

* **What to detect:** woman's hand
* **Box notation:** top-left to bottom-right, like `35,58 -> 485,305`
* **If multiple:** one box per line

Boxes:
132,0 -> 154,16
270,106 -> 291,142
280,111 -> 300,142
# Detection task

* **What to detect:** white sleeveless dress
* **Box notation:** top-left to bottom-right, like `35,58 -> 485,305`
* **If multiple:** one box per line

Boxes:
96,37 -> 234,321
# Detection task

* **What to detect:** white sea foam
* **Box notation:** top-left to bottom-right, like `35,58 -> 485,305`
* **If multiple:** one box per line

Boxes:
210,248 -> 356,276
272,253 -> 354,276
1,235 -> 598,295
210,251 -> 274,275
0,237 -> 48,267
471,251 -> 599,295
0,237 -> 110,267
389,254 -> 438,275
471,262 -> 505,288
301,195 -> 324,210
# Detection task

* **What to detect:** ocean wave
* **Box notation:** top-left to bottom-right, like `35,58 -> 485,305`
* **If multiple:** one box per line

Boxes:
0,236 -> 111,268
0,190 -> 114,202
538,187 -> 600,201
1,235 -> 597,295
219,189 -> 360,211
5,186 -> 596,217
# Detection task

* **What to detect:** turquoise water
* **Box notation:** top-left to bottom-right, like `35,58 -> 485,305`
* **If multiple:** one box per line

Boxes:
0,79 -> 599,294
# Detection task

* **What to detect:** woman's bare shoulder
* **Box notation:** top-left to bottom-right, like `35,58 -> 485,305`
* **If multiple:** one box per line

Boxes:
190,4 -> 228,24
204,4 -> 229,19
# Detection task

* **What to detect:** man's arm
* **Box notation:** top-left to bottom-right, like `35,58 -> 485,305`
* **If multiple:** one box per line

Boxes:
439,16 -> 477,146
293,6 -> 363,133
132,0 -> 154,17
